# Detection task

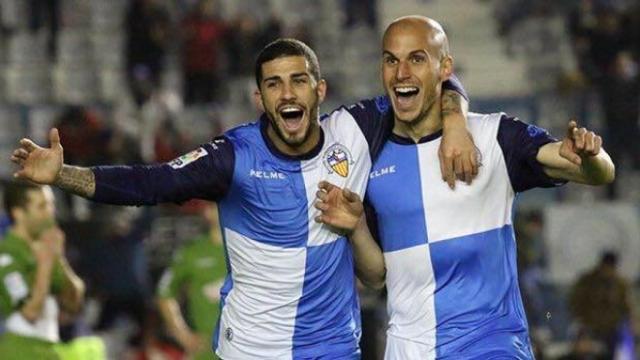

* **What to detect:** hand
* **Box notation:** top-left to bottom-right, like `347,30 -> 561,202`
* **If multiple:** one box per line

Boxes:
11,128 -> 64,185
559,121 -> 602,166
178,331 -> 207,354
33,227 -> 65,265
440,118 -> 479,189
314,181 -> 364,234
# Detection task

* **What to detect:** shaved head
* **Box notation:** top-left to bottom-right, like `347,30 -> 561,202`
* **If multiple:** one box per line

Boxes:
381,15 -> 454,133
384,16 -> 450,59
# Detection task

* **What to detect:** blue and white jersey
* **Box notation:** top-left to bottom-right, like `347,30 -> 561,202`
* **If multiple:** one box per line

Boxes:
365,113 -> 564,359
90,98 -> 391,359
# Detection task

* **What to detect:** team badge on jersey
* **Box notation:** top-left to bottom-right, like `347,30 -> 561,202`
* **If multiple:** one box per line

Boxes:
323,143 -> 353,177
169,147 -> 208,169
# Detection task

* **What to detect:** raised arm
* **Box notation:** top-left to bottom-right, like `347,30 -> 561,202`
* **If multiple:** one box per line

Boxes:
537,121 -> 615,185
314,181 -> 385,289
12,129 -> 234,205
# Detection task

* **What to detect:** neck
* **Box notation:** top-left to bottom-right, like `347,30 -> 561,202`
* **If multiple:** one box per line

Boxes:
393,97 -> 442,142
267,122 -> 321,157
10,224 -> 34,244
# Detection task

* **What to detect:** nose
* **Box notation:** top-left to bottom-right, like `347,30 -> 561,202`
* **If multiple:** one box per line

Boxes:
281,82 -> 296,101
396,61 -> 411,81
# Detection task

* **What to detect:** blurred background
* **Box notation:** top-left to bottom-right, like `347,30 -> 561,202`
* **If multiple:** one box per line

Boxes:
0,0 -> 638,359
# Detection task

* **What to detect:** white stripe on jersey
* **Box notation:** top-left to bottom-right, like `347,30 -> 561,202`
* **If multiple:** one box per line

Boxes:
304,108 -> 372,247
217,228 -> 306,359
418,112 -> 514,243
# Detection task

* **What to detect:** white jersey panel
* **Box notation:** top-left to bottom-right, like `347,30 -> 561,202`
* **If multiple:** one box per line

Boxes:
304,108 -> 372,247
216,228 -> 306,359
419,113 -> 514,243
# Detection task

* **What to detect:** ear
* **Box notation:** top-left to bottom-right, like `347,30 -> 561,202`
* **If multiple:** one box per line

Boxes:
253,89 -> 265,113
316,79 -> 327,104
440,55 -> 453,80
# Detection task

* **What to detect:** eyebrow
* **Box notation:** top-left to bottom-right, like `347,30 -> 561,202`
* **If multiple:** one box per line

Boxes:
263,72 -> 310,83
382,49 -> 429,58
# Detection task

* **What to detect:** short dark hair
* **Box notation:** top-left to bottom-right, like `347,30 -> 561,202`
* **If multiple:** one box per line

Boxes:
254,38 -> 321,88
3,181 -> 41,222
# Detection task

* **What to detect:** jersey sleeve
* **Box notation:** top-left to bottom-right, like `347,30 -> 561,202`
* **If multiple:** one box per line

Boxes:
442,73 -> 468,101
92,136 -> 235,206
0,252 -> 29,316
157,247 -> 189,299
497,115 -> 567,192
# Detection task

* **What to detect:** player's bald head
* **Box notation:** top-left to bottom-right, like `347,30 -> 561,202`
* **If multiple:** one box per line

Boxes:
383,16 -> 450,59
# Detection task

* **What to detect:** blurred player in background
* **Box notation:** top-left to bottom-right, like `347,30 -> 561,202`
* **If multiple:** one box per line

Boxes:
157,203 -> 226,360
315,16 -> 615,359
0,182 -> 85,360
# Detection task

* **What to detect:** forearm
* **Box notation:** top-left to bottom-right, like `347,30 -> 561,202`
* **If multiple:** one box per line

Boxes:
54,165 -> 96,198
21,260 -> 55,322
158,298 -> 194,343
349,216 -> 386,289
441,89 -> 469,120
57,257 -> 85,314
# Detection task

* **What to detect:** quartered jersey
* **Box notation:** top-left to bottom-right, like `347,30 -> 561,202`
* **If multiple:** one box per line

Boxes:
365,113 -> 565,359
91,98 -> 392,360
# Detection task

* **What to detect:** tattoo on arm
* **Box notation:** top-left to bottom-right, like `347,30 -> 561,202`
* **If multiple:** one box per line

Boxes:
441,91 -> 463,117
54,165 -> 96,198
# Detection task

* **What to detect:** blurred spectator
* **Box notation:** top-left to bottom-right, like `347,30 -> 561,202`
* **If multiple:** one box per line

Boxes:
89,208 -> 153,347
342,0 -> 378,29
55,106 -> 112,167
226,14 -> 261,77
157,203 -> 225,360
181,0 -> 228,105
258,14 -> 283,49
568,251 -> 632,358
126,0 -> 172,106
28,0 -> 59,59
515,211 -> 547,326
558,329 -> 607,360
0,182 -> 85,360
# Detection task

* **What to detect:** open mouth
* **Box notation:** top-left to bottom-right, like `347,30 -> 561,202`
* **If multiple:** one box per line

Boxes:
393,86 -> 420,109
279,105 -> 305,131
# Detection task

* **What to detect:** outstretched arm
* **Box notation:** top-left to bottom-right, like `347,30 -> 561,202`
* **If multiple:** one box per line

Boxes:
538,121 -> 615,185
314,181 -> 385,289
12,129 -> 234,205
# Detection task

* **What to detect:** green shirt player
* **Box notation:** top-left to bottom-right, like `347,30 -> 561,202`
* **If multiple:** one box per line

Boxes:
157,203 -> 226,360
0,182 -> 85,360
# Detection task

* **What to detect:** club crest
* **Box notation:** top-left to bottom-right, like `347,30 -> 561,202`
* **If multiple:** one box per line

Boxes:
323,143 -> 353,177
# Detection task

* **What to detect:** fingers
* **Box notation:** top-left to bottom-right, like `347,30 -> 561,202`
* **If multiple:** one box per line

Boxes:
318,180 -> 338,192
461,156 -> 473,184
573,126 -> 587,150
314,201 -> 329,211
19,138 -> 38,153
470,149 -> 478,175
343,188 -> 361,203
559,142 -> 582,165
441,152 -> 455,189
566,120 -> 578,139
453,153 -> 464,182
593,134 -> 602,154
315,190 -> 328,202
50,128 -> 61,148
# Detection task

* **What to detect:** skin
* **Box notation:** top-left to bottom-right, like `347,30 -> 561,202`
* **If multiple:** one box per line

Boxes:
254,56 -> 327,157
